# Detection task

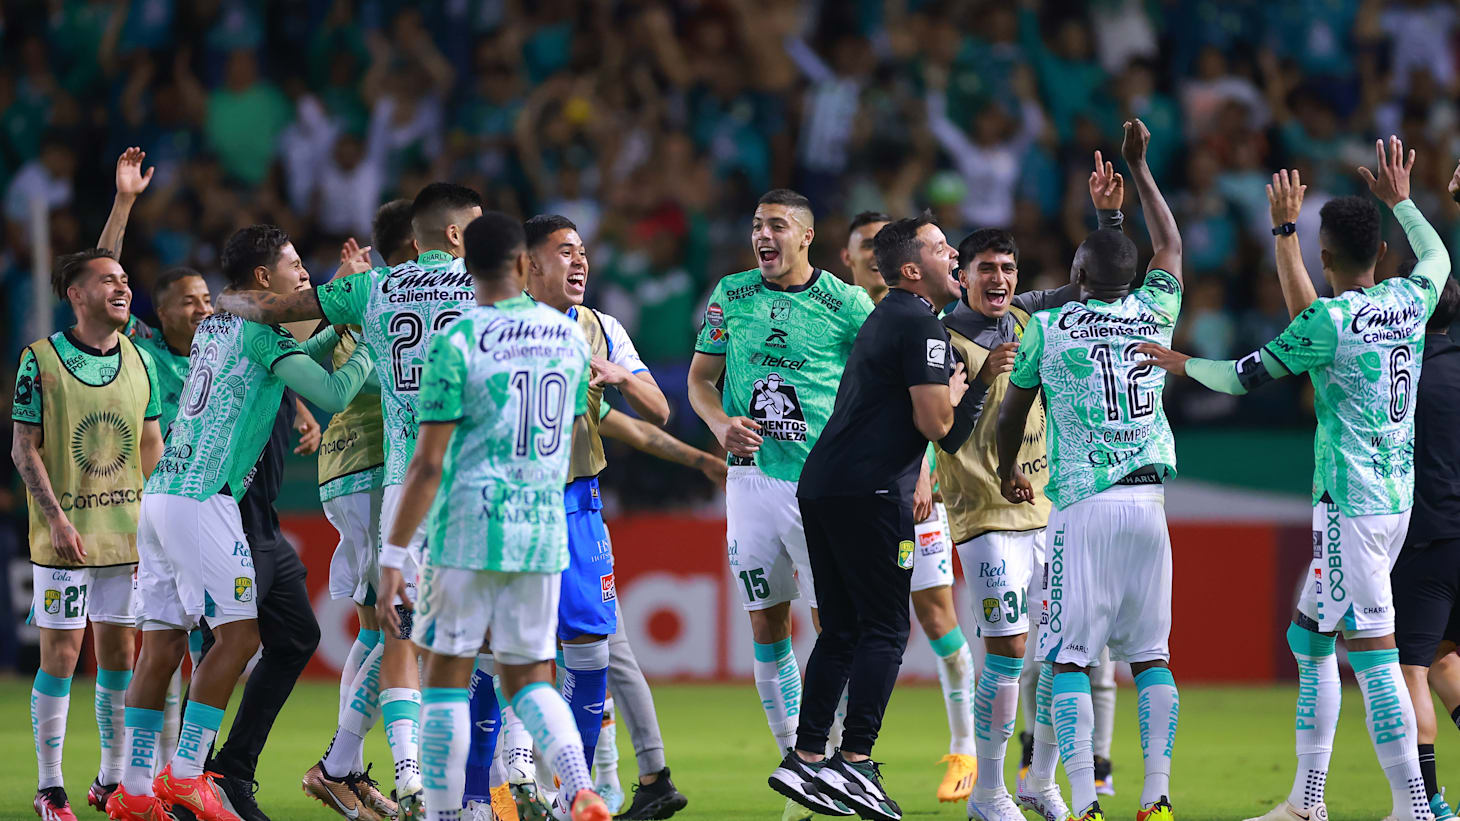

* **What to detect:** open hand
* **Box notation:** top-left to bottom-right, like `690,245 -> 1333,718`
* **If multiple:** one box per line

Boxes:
1267,169 -> 1306,226
337,237 -> 374,278
1358,135 -> 1415,208
718,416 -> 763,458
116,147 -> 154,198
1134,343 -> 1190,376
293,401 -> 321,455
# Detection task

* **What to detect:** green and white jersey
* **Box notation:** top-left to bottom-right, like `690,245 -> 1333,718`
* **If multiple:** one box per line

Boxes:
694,269 -> 874,481
1010,269 -> 1183,509
416,295 -> 591,573
147,313 -> 307,501
125,317 -> 190,435
316,249 -> 475,487
1265,273 -> 1439,516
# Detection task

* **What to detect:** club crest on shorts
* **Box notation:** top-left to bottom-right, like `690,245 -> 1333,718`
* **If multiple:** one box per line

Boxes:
44,589 -> 61,615
234,577 -> 253,602
983,597 -> 1001,623
897,540 -> 914,570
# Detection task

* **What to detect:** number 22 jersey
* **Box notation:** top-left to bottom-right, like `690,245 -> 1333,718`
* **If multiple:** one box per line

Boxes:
316,249 -> 475,487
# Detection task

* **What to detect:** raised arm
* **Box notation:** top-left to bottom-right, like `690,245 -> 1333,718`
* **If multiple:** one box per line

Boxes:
1121,119 -> 1183,284
216,288 -> 327,324
98,147 -> 154,255
1361,136 -> 1451,292
1267,169 -> 1318,318
1135,343 -> 1292,396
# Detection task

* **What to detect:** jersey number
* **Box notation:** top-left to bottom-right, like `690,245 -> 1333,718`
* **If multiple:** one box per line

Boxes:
1090,343 -> 1157,422
738,569 -> 770,601
64,584 -> 88,619
389,310 -> 462,392
1389,344 -> 1413,423
182,340 -> 220,417
509,369 -> 569,457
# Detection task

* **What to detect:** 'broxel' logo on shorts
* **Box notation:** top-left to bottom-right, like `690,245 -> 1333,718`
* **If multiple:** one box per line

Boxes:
1047,529 -> 1065,632
1325,506 -> 1346,602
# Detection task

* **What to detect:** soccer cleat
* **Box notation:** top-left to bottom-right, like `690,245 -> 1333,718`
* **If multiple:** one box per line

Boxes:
966,789 -> 1024,821
936,754 -> 976,803
1092,755 -> 1114,797
393,783 -> 423,821
491,785 -> 521,821
1073,803 -> 1106,821
614,768 -> 688,820
353,766 -> 396,820
214,774 -> 270,821
1014,774 -> 1070,821
154,767 -> 243,821
781,799 -> 813,821
103,787 -> 174,821
89,780 -> 120,813
512,782 -> 554,821
1242,801 -> 1327,821
595,782 -> 623,816
814,753 -> 901,821
35,787 -> 80,821
302,762 -> 375,821
567,790 -> 612,821
464,800 -> 494,821
768,751 -> 854,817
1017,731 -> 1033,781
1136,797 -> 1174,821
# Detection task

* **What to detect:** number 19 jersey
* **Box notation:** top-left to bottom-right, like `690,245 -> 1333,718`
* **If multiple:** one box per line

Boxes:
316,249 -> 475,487
1010,269 -> 1183,509
694,269 -> 874,481
416,296 -> 591,573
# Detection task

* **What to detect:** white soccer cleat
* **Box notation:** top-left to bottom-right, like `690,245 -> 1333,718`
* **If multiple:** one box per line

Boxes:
463,798 -> 494,821
506,745 -> 537,786
1243,801 -> 1328,821
966,788 -> 1025,821
1015,774 -> 1071,821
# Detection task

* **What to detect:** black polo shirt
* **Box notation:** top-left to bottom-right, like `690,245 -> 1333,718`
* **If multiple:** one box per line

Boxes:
1406,332 -> 1460,549
799,288 -> 966,504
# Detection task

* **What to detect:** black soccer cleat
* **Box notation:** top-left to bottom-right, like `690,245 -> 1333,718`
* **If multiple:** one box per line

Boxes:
615,767 -> 689,820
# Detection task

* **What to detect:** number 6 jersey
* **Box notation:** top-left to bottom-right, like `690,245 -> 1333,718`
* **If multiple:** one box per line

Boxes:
1010,268 -> 1182,509
316,249 -> 476,487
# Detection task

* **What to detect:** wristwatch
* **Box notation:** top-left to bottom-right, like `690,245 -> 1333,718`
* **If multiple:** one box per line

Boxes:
1272,222 -> 1297,236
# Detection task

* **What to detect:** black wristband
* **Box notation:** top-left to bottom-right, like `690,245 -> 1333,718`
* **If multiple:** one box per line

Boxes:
1272,222 -> 1297,236
1097,209 -> 1124,229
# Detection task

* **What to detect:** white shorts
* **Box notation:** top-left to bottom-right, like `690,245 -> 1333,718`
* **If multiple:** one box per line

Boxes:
325,489 -> 383,605
911,503 -> 955,593
136,493 -> 257,631
1037,485 -> 1171,667
726,467 -> 815,610
1298,500 -> 1410,638
957,528 -> 1045,637
28,564 -> 136,630
412,564 -> 560,664
379,484 -> 423,606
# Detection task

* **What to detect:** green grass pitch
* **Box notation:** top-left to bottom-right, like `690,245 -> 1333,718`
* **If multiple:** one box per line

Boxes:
0,677 -> 1447,820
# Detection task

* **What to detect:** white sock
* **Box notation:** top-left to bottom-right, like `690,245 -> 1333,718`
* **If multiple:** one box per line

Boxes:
382,687 -> 423,790
512,682 -> 594,802
752,638 -> 800,751
122,707 -> 164,797
31,671 -> 71,789
159,668 -> 182,776
827,685 -> 849,754
1091,659 -> 1116,761
340,629 -> 381,713
420,688 -> 468,821
325,641 -> 384,777
95,668 -> 132,785
933,629 -> 975,757
1134,667 -> 1179,807
594,695 -> 618,787
1352,649 -> 1430,820
1286,625 -> 1339,811
973,653 -> 1023,793
172,701 -> 224,779
1030,662 -> 1060,784
1019,646 -> 1040,735
1052,673 -> 1095,815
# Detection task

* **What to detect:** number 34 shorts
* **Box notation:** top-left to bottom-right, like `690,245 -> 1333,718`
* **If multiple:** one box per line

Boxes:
955,527 -> 1045,637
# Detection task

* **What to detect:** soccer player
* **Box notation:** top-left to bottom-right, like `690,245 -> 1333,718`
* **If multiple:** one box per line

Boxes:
995,119 -> 1183,821
371,211 -> 610,821
687,191 -> 875,805
306,201 -> 416,821
217,183 -> 484,817
107,225 -> 374,821
12,247 -> 165,821
1137,138 -> 1448,821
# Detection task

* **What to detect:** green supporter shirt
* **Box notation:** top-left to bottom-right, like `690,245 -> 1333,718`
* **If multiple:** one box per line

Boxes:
12,330 -> 162,424
316,250 -> 476,488
125,317 -> 190,435
1010,269 -> 1183,509
1261,199 -> 1446,516
694,269 -> 875,481
417,296 -> 591,573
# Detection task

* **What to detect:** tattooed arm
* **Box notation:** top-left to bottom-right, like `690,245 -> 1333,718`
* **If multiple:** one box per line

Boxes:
599,407 -> 728,488
11,422 -> 85,562
215,287 -> 327,324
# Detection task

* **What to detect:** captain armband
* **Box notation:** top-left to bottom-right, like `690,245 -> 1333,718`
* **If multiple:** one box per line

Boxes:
1235,349 -> 1275,392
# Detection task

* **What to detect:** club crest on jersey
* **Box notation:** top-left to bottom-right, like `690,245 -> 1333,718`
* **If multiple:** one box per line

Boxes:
44,589 -> 61,615
234,577 -> 253,602
983,597 -> 1001,623
897,540 -> 914,570
770,298 -> 792,323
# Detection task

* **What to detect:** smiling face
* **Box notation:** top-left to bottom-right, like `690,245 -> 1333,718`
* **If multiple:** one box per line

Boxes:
751,203 -> 813,282
70,257 -> 132,330
843,220 -> 889,295
156,275 -> 214,344
257,242 -> 310,294
528,227 -> 588,312
962,249 -> 1019,318
913,223 -> 962,306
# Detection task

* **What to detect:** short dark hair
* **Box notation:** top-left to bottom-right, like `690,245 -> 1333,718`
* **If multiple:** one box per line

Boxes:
52,248 -> 116,302
411,182 -> 484,236
221,225 -> 291,288
873,211 -> 937,287
1319,196 -> 1382,274
154,267 -> 204,301
372,199 -> 415,262
848,211 -> 892,236
524,214 -> 578,249
463,212 -> 527,281
1074,228 -> 1140,288
958,228 -> 1019,269
757,188 -> 814,226
1430,274 -> 1460,332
